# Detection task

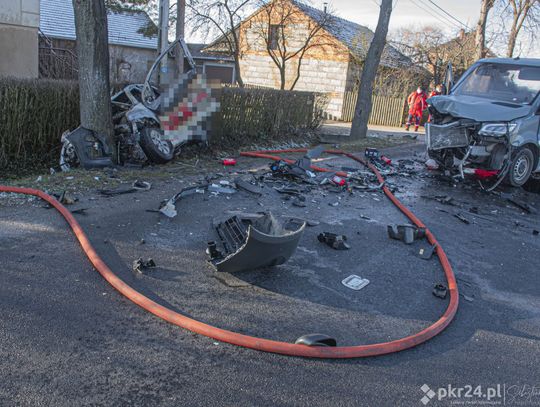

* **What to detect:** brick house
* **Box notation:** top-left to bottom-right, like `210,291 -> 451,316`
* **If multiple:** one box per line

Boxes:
206,0 -> 410,118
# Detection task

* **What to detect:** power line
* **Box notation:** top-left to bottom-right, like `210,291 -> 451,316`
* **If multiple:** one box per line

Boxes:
423,0 -> 470,30
408,0 -> 463,30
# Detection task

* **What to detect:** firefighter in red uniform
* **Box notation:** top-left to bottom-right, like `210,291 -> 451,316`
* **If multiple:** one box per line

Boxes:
405,87 -> 427,131
427,84 -> 443,123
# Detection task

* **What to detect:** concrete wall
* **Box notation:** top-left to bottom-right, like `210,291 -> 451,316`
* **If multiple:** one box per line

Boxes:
109,44 -> 155,85
0,0 -> 40,78
41,38 -> 156,84
239,53 -> 349,118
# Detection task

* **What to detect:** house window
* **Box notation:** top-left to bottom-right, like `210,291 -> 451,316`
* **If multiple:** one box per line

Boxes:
269,24 -> 283,50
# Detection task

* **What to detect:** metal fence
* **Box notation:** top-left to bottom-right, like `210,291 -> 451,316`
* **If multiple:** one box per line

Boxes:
341,91 -> 406,127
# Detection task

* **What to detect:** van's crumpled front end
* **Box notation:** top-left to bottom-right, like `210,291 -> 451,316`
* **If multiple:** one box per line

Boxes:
425,99 -> 517,177
425,59 -> 540,188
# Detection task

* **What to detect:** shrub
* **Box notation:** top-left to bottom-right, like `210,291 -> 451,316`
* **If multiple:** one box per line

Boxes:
0,78 -> 79,172
0,79 -> 325,172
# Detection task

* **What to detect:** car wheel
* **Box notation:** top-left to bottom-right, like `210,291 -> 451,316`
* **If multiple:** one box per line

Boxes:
139,127 -> 174,164
506,147 -> 534,187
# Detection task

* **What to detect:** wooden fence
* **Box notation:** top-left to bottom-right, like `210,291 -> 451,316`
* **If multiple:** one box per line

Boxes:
341,91 -> 406,127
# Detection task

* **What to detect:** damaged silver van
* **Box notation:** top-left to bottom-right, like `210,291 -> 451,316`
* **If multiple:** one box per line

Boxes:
426,58 -> 540,188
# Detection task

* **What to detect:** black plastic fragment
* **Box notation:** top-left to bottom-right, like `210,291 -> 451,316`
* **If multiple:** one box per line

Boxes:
234,178 -> 262,196
432,283 -> 448,299
318,232 -> 350,250
132,258 -> 156,274
418,242 -> 437,260
295,333 -> 337,347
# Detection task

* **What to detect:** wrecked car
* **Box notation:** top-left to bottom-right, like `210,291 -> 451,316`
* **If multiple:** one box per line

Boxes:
426,58 -> 540,187
60,39 -> 219,170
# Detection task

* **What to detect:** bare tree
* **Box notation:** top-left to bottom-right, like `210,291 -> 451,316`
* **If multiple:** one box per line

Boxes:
187,0 -> 255,86
250,0 -> 336,90
72,0 -> 114,151
501,0 -> 540,57
476,0 -> 495,59
390,26 -> 449,83
350,0 -> 393,139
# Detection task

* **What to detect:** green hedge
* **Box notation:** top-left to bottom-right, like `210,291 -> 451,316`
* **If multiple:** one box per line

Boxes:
0,79 -> 324,172
0,79 -> 79,172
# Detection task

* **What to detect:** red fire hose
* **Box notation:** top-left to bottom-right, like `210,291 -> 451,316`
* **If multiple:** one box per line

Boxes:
0,149 -> 458,358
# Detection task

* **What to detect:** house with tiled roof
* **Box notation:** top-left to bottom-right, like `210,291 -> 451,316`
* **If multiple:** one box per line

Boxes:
39,0 -> 236,85
39,0 -> 158,83
206,0 -> 411,119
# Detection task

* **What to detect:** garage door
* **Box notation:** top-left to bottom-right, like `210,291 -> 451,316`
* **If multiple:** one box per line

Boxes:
204,64 -> 234,84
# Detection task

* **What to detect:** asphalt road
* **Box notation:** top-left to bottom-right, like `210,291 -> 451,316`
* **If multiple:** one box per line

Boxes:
1,144 -> 539,406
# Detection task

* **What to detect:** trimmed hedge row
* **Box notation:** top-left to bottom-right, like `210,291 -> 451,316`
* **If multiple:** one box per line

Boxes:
0,79 -> 79,172
0,79 -> 324,172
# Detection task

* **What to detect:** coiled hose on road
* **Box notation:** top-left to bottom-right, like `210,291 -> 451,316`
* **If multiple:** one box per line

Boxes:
0,149 -> 458,358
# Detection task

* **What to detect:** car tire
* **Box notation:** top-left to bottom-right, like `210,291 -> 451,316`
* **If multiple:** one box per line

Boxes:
506,147 -> 534,187
139,127 -> 174,164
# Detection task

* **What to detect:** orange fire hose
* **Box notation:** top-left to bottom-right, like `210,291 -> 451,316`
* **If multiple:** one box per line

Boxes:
0,149 -> 458,358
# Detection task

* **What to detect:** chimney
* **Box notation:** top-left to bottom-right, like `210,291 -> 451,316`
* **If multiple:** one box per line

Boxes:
324,2 -> 328,13
459,29 -> 465,40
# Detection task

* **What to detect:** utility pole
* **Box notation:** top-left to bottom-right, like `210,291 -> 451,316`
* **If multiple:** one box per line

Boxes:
158,0 -> 170,86
175,0 -> 186,76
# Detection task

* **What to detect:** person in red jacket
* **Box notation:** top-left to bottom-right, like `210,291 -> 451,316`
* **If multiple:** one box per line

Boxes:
427,84 -> 443,123
405,87 -> 427,131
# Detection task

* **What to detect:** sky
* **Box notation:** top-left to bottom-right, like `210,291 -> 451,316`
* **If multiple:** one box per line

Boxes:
323,0 -> 539,57
327,0 -> 479,33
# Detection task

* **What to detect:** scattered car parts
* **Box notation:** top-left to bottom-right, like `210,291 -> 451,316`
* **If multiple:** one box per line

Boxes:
433,283 -> 448,299
317,232 -> 350,250
209,213 -> 305,273
295,334 -> 337,347
387,224 -> 426,244
132,257 -> 156,274
342,275 -> 370,290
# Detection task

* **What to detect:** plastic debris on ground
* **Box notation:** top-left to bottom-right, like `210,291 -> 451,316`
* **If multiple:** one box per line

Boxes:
132,257 -> 156,274
317,232 -> 350,250
342,275 -> 370,290
208,212 -> 305,273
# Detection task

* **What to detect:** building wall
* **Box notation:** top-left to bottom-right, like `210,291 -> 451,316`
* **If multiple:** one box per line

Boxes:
0,0 -> 40,78
239,54 -> 349,118
40,38 -> 156,84
109,44 -> 155,85
234,1 -> 351,118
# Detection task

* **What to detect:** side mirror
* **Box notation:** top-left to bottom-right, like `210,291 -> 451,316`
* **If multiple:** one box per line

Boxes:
443,63 -> 454,95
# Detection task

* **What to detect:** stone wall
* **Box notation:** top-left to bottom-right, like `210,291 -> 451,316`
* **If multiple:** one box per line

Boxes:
239,54 -> 349,118
0,0 -> 40,78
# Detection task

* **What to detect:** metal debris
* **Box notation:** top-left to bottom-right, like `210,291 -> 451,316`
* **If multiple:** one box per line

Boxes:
132,258 -> 156,274
318,232 -> 350,250
387,224 -> 426,244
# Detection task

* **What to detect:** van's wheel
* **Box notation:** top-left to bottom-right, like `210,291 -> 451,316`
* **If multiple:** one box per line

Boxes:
506,147 -> 534,187
139,127 -> 174,164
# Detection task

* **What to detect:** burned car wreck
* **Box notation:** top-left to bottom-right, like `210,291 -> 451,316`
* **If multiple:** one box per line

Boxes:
426,58 -> 540,188
60,39 -> 219,170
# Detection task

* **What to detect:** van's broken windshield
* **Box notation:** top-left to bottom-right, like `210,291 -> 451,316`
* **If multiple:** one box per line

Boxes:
453,62 -> 540,105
